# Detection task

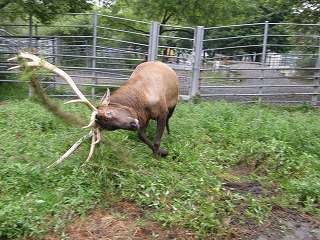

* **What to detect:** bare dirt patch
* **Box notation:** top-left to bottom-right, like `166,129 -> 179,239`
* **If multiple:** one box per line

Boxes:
223,163 -> 319,240
45,201 -> 194,240
225,205 -> 320,240
222,180 -> 264,197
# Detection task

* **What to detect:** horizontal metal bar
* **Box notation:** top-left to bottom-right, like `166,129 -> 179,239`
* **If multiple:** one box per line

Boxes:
0,80 -> 122,87
200,76 -> 319,80
159,35 -> 193,41
37,53 -> 143,61
96,26 -> 149,37
159,23 -> 194,30
97,36 -> 149,47
55,65 -> 132,71
200,85 -> 316,88
157,54 -> 191,60
244,100 -> 312,104
200,93 -> 318,96
205,44 -> 263,51
204,23 -> 265,30
97,13 -> 150,24
0,35 -> 92,39
268,34 -> 320,39
49,12 -> 94,16
96,46 -> 146,55
0,70 -> 130,79
204,34 -> 263,42
34,24 -> 92,28
268,44 -> 320,48
0,64 -> 134,74
23,44 -> 92,48
269,22 -> 320,27
201,67 -> 320,71
0,24 -> 28,27
205,53 -> 263,60
272,53 -> 319,57
95,62 -> 139,66
158,45 -> 193,51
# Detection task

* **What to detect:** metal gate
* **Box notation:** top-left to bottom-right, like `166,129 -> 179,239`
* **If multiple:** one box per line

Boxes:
0,14 -> 319,104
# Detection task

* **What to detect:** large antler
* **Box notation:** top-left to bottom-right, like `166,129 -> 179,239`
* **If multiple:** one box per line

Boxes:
8,51 -> 102,168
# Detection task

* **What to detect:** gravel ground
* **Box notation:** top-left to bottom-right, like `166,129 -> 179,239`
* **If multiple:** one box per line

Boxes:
200,63 -> 317,104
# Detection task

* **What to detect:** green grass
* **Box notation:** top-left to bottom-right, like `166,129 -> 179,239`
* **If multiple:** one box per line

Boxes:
1,99 -> 320,239
0,83 -> 28,101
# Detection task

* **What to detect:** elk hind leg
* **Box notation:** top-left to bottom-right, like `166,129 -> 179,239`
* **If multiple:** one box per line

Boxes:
166,106 -> 176,135
153,113 -> 168,157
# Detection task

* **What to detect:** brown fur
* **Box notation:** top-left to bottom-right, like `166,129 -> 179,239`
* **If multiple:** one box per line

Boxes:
110,61 -> 179,124
96,61 -> 179,156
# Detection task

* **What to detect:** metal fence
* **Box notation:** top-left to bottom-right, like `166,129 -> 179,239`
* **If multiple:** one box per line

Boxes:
200,22 -> 320,104
0,13 -> 319,104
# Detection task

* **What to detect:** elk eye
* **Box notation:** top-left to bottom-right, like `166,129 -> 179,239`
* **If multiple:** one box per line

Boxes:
106,111 -> 113,118
130,119 -> 139,129
130,122 -> 137,128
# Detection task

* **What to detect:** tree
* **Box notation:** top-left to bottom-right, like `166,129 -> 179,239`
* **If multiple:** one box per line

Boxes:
111,0 -> 257,33
286,0 -> 320,23
0,0 -> 93,23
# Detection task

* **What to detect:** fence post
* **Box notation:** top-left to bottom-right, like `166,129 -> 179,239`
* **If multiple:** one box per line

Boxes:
91,13 -> 98,99
312,76 -> 319,106
28,14 -> 33,97
190,26 -> 204,98
148,21 -> 160,61
261,21 -> 269,65
312,38 -> 320,105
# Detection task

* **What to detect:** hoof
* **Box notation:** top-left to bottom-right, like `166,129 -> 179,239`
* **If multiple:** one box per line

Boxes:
159,148 -> 168,157
153,148 -> 168,158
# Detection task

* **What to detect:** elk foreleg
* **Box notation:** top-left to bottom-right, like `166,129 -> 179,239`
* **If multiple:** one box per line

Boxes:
138,122 -> 154,150
153,113 -> 168,157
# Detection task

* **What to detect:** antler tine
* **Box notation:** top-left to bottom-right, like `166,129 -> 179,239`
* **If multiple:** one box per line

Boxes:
83,111 -> 97,129
81,130 -> 97,167
47,130 -> 94,169
10,51 -> 102,167
16,51 -> 97,112
94,128 -> 101,145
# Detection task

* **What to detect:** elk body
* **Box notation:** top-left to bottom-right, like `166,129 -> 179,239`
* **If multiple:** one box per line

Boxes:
9,52 -> 179,167
97,61 -> 179,157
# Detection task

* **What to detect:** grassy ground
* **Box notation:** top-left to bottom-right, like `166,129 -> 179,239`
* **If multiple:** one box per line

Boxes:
0,99 -> 320,239
0,83 -> 28,101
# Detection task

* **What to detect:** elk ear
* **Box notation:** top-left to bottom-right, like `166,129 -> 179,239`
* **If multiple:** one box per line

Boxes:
99,88 -> 110,106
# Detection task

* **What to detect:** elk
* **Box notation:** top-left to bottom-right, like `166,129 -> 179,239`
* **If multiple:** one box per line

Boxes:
9,52 -> 179,168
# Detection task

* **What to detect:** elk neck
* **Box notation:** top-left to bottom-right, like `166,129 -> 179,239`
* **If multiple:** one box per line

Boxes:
108,86 -> 149,124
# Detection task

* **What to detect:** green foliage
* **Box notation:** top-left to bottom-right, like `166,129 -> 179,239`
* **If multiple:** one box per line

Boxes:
0,0 -> 92,24
112,0 -> 256,27
1,100 -> 320,238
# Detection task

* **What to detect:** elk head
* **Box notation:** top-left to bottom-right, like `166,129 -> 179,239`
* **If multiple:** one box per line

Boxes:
7,51 -> 126,168
95,91 -> 140,131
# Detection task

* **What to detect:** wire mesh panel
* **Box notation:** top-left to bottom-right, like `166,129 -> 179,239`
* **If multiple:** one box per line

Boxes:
1,13 -> 319,104
200,22 -> 320,104
94,14 -> 150,89
157,23 -> 194,97
0,13 -> 151,99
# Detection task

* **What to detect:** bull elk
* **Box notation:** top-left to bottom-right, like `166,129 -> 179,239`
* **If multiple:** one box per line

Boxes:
9,52 -> 179,168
